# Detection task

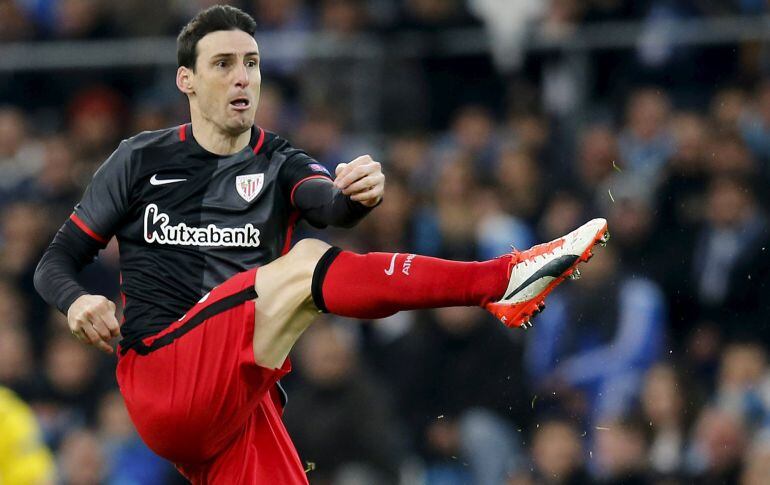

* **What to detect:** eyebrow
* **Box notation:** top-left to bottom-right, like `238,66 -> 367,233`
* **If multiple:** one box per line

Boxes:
210,51 -> 260,60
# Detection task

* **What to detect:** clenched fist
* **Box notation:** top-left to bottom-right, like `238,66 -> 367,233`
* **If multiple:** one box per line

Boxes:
334,155 -> 385,207
67,294 -> 121,354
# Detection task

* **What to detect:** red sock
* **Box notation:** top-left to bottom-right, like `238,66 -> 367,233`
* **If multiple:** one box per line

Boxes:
314,249 -> 510,319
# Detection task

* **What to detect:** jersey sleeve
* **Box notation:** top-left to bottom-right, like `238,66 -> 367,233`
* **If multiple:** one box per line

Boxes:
278,151 -> 334,207
292,178 -> 375,229
71,140 -> 133,244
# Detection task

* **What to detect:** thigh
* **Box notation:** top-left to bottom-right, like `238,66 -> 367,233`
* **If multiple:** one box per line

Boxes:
251,238 -> 331,368
178,392 -> 309,485
117,268 -> 290,464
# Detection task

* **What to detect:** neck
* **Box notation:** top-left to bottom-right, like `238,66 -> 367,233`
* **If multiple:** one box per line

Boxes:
189,106 -> 251,155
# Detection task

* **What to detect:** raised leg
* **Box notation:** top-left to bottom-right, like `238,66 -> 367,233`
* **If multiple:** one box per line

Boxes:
251,238 -> 331,368
250,217 -> 608,368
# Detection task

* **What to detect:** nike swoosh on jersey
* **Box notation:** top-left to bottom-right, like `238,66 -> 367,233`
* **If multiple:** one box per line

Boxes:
384,253 -> 399,275
504,254 -> 578,300
150,174 -> 187,185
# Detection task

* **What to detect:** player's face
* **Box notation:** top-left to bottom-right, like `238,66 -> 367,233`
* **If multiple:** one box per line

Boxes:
191,30 -> 261,136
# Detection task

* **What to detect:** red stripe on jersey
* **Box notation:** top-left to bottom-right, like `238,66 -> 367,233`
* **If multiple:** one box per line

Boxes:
289,175 -> 333,207
253,127 -> 265,154
281,210 -> 301,255
70,213 -> 109,244
179,124 -> 187,141
119,272 -> 126,324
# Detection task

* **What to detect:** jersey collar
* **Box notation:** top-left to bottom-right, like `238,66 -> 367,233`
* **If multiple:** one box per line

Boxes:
179,123 -> 266,156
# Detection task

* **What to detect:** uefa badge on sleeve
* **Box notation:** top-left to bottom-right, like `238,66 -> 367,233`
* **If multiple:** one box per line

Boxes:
236,173 -> 264,202
309,163 -> 331,176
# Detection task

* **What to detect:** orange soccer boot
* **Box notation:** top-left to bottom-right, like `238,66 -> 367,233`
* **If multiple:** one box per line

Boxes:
485,218 -> 609,329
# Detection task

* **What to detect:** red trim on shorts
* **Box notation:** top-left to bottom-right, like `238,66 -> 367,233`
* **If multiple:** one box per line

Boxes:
253,127 -> 265,154
179,123 -> 188,141
69,213 -> 109,244
281,211 -> 301,255
133,269 -> 259,355
140,292 -> 220,347
289,175 -> 333,207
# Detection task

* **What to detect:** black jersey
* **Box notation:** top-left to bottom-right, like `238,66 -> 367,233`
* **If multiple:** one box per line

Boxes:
67,124 -> 333,349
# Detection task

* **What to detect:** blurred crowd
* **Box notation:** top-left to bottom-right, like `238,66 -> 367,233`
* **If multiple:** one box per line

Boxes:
2,0 -> 770,42
3,1 -> 770,485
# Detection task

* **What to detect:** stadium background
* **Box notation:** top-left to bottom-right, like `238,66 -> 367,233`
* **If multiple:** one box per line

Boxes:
2,0 -> 770,483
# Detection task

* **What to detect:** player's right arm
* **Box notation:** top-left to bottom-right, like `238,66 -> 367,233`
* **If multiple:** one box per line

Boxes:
34,224 -> 118,353
34,141 -> 133,354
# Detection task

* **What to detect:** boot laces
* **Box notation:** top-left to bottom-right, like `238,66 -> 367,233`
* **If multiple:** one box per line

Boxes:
509,238 -> 564,272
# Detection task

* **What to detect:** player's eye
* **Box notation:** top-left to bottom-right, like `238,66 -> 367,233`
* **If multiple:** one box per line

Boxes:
215,60 -> 228,68
246,59 -> 258,68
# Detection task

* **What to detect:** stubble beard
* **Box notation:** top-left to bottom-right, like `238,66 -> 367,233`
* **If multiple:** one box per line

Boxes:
223,117 -> 253,136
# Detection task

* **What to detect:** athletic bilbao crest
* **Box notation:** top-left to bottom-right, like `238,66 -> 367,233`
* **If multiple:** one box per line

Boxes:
236,173 -> 264,202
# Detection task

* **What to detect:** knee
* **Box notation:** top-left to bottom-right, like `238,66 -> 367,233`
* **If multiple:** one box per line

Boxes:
288,238 -> 331,265
276,238 -> 332,283
289,238 -> 331,259
255,239 -> 332,311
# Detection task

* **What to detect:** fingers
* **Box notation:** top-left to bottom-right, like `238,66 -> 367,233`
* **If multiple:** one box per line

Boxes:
98,300 -> 121,338
96,340 -> 114,354
333,155 -> 384,207
105,313 -> 121,338
67,295 -> 119,355
86,301 -> 119,340
80,323 -> 114,354
334,163 -> 366,190
334,155 -> 381,191
350,185 -> 383,204
92,318 -> 112,341
340,172 -> 384,196
93,312 -> 121,340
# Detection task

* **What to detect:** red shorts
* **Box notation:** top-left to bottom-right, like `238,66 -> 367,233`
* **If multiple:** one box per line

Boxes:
116,268 -> 308,484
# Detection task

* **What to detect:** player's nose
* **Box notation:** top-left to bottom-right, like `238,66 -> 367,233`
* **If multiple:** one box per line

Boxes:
233,62 -> 250,88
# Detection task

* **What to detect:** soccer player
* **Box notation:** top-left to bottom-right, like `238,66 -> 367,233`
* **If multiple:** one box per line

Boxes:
34,5 -> 608,483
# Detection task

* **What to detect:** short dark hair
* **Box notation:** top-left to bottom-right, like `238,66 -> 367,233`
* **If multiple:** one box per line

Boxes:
177,5 -> 257,70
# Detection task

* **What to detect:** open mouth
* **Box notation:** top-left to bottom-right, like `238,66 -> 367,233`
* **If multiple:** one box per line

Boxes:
229,97 -> 250,111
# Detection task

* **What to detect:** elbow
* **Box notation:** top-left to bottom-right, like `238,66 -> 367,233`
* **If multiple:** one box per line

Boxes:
33,246 -> 59,301
33,266 -> 44,300
33,256 -> 48,299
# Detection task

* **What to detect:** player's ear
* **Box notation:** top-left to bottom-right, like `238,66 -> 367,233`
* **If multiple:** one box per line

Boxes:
176,66 -> 194,95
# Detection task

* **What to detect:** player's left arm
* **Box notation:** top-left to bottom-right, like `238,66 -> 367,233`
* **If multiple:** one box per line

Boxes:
287,154 -> 384,229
